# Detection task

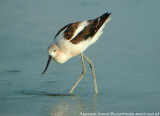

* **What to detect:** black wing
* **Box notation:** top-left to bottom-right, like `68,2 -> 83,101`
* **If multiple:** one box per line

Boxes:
70,12 -> 111,44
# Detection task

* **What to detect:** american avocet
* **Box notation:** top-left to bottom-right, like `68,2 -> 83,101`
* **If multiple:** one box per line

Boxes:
42,13 -> 111,94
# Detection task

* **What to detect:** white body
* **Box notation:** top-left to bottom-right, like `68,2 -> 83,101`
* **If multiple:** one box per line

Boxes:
52,17 -> 111,63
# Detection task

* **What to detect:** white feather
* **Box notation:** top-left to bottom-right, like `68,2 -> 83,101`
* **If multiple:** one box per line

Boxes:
71,17 -> 112,54
54,16 -> 111,60
70,21 -> 89,41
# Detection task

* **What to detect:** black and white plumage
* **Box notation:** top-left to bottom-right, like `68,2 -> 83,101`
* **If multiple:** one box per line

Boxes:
42,13 -> 111,94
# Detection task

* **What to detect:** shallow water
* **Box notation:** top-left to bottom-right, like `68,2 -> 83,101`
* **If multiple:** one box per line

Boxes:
0,0 -> 160,116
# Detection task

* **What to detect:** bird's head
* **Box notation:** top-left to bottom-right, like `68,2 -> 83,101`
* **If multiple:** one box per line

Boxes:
41,44 -> 60,74
48,44 -> 60,57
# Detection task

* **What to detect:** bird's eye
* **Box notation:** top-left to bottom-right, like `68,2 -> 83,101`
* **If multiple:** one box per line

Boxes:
54,49 -> 56,52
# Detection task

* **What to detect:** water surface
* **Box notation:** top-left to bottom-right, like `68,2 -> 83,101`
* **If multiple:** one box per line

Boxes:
0,0 -> 160,116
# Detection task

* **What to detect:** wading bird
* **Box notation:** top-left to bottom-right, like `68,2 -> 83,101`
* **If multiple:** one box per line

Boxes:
42,13 -> 111,94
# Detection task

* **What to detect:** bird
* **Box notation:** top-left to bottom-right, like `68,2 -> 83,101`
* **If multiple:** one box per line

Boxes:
42,12 -> 111,94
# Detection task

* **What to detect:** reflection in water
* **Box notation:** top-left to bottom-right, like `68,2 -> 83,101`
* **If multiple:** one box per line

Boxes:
49,95 -> 97,116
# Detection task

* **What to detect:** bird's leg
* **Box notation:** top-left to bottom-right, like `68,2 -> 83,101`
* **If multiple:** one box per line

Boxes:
69,53 -> 86,94
83,53 -> 98,94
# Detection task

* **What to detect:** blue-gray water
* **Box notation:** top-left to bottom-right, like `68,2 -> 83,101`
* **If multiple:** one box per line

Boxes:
0,0 -> 160,116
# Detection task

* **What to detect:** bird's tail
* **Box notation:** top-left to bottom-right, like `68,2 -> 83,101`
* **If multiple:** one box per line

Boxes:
97,12 -> 111,29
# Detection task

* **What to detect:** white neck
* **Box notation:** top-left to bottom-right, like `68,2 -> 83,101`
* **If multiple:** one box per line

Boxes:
53,52 -> 70,64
